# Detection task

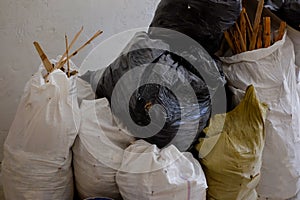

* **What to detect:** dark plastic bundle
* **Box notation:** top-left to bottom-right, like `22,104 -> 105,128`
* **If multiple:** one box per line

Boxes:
265,0 -> 300,30
85,31 -> 224,151
148,0 -> 242,55
281,0 -> 300,30
264,0 -> 283,11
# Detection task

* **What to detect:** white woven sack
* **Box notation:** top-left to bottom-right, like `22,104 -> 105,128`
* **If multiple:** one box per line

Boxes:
116,140 -> 207,200
221,32 -> 300,199
2,63 -> 80,200
73,98 -> 134,200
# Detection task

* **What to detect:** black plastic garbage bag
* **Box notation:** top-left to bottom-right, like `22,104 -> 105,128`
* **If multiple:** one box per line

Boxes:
264,0 -> 283,11
148,0 -> 242,55
83,31 -> 225,151
265,0 -> 300,30
281,0 -> 300,30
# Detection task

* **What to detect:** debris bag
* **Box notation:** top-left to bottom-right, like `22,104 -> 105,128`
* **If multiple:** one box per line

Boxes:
90,31 -> 225,152
264,0 -> 283,11
116,140 -> 207,200
280,0 -> 300,31
221,32 -> 300,199
196,85 -> 268,200
265,0 -> 300,30
2,63 -> 80,200
148,0 -> 242,54
73,98 -> 135,200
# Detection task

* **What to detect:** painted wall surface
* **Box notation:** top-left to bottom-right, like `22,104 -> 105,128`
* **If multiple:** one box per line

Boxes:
0,0 -> 160,161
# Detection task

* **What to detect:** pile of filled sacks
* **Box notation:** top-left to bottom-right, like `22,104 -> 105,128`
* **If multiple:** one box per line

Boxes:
3,0 -> 300,199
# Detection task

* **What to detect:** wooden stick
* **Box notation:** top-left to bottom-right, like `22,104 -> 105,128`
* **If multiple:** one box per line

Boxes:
275,21 -> 286,42
33,42 -> 53,73
55,26 -> 84,69
263,17 -> 271,48
60,30 -> 103,65
240,8 -> 247,48
257,25 -> 263,49
249,0 -> 264,50
224,30 -> 236,53
65,34 -> 71,78
69,70 -> 78,76
233,30 -> 242,54
244,8 -> 253,38
235,22 -> 247,52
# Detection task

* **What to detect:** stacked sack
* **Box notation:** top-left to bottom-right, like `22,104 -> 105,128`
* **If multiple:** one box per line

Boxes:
221,30 -> 300,199
148,0 -> 242,55
197,85 -> 268,200
72,97 -> 134,199
2,61 -> 80,200
116,140 -> 208,200
2,0 -> 248,199
73,78 -> 210,200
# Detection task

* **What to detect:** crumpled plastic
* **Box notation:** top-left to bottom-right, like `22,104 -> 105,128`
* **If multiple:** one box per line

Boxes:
265,0 -> 300,30
148,0 -> 242,54
264,0 -> 283,11
281,0 -> 300,30
83,31 -> 225,151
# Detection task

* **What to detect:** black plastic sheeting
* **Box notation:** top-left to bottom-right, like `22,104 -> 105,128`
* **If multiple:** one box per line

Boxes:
148,0 -> 242,55
265,0 -> 283,10
82,31 -> 225,151
281,1 -> 300,30
265,0 -> 300,30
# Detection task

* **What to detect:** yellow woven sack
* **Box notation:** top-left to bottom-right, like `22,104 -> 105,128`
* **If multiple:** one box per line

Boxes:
196,85 -> 268,200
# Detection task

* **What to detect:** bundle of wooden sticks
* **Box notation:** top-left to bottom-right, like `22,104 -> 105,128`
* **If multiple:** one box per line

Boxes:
224,0 -> 286,54
33,27 -> 103,79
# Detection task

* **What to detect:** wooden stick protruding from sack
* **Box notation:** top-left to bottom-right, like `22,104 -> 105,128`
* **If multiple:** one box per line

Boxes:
235,22 -> 247,52
65,34 -> 71,78
33,26 -> 103,79
256,25 -> 263,49
33,42 -> 53,73
224,30 -> 236,54
275,21 -> 286,42
249,0 -> 264,50
223,5 -> 287,55
55,26 -> 84,70
240,8 -> 247,47
243,8 -> 253,39
263,17 -> 271,48
59,30 -> 103,66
